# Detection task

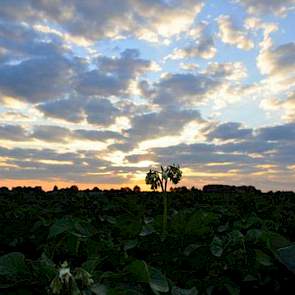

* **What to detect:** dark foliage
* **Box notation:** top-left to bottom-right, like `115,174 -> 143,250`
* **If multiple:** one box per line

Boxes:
0,186 -> 295,294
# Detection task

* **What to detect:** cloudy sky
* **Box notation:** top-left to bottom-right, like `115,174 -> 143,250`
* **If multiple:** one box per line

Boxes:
0,0 -> 295,191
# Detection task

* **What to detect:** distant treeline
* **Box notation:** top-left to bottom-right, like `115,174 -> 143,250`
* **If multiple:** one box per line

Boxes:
0,184 -> 294,194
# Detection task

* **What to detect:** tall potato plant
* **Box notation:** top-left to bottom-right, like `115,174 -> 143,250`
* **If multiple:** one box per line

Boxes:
145,164 -> 182,237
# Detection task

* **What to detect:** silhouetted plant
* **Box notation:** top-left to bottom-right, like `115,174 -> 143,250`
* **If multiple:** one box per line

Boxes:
145,164 -> 182,237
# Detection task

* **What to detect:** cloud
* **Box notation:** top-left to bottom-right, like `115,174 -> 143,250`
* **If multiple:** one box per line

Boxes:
0,21 -> 67,62
77,49 -> 152,97
84,98 -> 120,126
32,125 -> 72,143
167,22 -> 216,60
0,0 -> 204,43
0,56 -> 77,103
37,96 -> 85,123
204,62 -> 247,81
256,122 -> 295,141
206,122 -> 253,141
0,124 -> 27,141
0,145 -> 121,183
217,15 -> 254,50
152,73 -> 220,107
37,96 -> 124,126
237,0 -> 295,16
257,42 -> 295,81
260,92 -> 295,122
127,108 -> 202,141
32,125 -> 125,143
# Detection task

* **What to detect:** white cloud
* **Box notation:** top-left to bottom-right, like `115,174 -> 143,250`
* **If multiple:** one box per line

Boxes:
217,15 -> 254,50
237,0 -> 295,17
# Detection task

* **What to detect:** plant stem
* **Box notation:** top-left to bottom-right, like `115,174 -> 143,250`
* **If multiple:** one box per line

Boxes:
162,192 -> 168,238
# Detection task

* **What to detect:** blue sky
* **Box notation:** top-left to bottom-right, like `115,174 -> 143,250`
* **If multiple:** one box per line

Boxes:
0,0 -> 294,191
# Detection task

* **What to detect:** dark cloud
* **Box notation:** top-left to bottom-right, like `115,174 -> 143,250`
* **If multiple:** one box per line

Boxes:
0,0 -> 204,41
0,145 -> 121,183
37,96 -> 85,123
32,125 -> 124,143
84,98 -> 120,126
74,129 -> 124,141
152,73 -> 220,107
0,124 -> 27,141
127,108 -> 202,142
0,56 -> 76,103
32,125 -> 72,142
256,123 -> 295,141
207,122 -> 253,141
0,21 -> 66,62
38,96 -> 121,126
77,49 -> 151,97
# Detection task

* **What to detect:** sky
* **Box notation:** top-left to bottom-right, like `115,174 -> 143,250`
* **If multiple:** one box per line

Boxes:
0,0 -> 295,191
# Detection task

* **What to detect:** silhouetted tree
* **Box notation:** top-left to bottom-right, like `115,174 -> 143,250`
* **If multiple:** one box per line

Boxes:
133,185 -> 141,193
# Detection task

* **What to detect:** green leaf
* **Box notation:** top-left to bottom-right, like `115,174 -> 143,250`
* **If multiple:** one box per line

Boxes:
277,244 -> 295,273
171,286 -> 198,295
106,216 -> 117,224
210,236 -> 223,257
127,260 -> 169,293
124,239 -> 138,251
32,253 -> 56,282
255,250 -> 273,266
0,252 -> 28,277
48,217 -> 95,239
91,283 -> 108,295
127,260 -> 149,283
48,217 -> 74,238
148,267 -> 169,293
185,211 -> 218,236
224,282 -> 240,295
139,224 -> 156,237
217,222 -> 229,233
243,275 -> 257,282
183,244 -> 203,256
82,256 -> 101,273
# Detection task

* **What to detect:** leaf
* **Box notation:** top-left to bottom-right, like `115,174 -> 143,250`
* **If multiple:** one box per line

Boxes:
48,217 -> 75,238
210,236 -> 224,257
0,252 -> 28,277
124,239 -> 138,251
224,282 -> 240,295
106,216 -> 117,224
185,211 -> 218,236
115,216 -> 142,238
127,260 -> 169,293
48,217 -> 95,239
127,260 -> 149,283
82,256 -> 101,273
183,244 -> 203,256
139,224 -> 156,237
171,286 -> 198,295
277,244 -> 295,273
217,222 -> 229,233
32,253 -> 56,282
243,275 -> 257,282
255,250 -> 273,266
91,284 -> 108,295
148,267 -> 169,293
